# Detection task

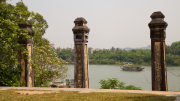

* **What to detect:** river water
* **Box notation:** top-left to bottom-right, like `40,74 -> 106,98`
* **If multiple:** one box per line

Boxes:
65,65 -> 180,91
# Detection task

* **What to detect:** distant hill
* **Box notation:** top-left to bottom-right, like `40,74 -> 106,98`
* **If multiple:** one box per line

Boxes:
134,45 -> 151,50
121,45 -> 151,51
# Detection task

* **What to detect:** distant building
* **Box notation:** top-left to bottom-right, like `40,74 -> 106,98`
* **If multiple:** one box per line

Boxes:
94,48 -> 101,52
66,47 -> 72,50
88,47 -> 94,53
50,43 -> 55,49
57,46 -> 62,52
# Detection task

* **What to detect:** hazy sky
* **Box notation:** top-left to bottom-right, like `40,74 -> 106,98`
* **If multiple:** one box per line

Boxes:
7,0 -> 180,49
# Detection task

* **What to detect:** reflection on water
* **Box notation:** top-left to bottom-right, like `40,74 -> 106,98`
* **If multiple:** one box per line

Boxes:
66,65 -> 180,91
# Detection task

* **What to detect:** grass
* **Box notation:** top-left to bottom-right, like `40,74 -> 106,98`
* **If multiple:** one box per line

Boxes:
0,89 -> 176,101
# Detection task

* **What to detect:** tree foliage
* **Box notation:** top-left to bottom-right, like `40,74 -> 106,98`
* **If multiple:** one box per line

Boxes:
171,41 -> 180,55
0,1 -> 31,86
0,1 -> 68,87
56,49 -> 74,62
89,49 -> 151,65
32,39 -> 68,87
99,78 -> 142,90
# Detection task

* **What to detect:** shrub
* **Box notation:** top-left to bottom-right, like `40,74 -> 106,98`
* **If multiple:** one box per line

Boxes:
99,78 -> 142,90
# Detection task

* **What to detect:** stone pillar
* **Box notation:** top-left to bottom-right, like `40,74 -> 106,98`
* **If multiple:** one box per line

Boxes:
18,21 -> 35,87
72,17 -> 90,88
148,11 -> 168,91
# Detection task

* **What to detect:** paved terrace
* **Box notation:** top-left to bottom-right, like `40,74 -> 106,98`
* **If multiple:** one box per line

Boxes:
0,87 -> 180,96
1,87 -> 180,101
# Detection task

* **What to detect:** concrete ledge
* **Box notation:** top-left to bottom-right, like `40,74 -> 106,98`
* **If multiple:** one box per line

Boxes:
1,87 -> 180,97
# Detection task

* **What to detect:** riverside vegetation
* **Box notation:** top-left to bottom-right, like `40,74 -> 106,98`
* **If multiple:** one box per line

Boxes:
99,78 -> 142,90
55,41 -> 180,66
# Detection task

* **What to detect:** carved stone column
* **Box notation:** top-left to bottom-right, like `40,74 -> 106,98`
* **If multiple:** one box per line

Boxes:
18,21 -> 35,87
72,17 -> 90,88
148,11 -> 168,91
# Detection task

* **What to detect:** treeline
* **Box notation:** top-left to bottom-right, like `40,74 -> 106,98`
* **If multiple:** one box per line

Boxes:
89,48 -> 151,65
55,49 -> 74,62
55,41 -> 180,66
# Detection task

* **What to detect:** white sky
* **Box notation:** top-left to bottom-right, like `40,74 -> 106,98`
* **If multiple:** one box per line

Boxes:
7,0 -> 180,49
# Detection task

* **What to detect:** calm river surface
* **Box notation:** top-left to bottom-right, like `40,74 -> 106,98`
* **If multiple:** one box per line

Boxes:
66,65 -> 180,91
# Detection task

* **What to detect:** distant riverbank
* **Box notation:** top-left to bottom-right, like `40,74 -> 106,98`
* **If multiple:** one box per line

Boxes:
67,62 -> 180,66
67,62 -> 151,66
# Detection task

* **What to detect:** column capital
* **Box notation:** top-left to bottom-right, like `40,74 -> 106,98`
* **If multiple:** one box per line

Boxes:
18,21 -> 35,44
148,11 -> 168,39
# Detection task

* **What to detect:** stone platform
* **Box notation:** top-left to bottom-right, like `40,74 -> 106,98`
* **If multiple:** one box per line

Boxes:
1,87 -> 180,100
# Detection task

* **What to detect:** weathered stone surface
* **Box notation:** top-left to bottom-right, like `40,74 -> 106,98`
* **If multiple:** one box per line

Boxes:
18,21 -> 35,87
150,11 -> 165,18
72,17 -> 90,33
18,21 -> 35,36
149,11 -> 168,91
74,17 -> 87,23
72,17 -> 89,88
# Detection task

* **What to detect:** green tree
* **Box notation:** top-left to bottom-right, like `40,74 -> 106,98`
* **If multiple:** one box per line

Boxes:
30,13 -> 48,36
25,2 -> 68,86
0,0 -> 6,3
0,1 -> 31,86
32,42 -> 68,87
0,1 -> 68,87
117,82 -> 126,89
175,45 -> 180,56
110,47 -> 115,53
88,47 -> 152,65
57,49 -> 74,62
56,48 -> 61,53
116,48 -> 120,52
99,78 -> 142,90
131,49 -> 137,53
165,45 -> 172,54
125,85 -> 142,90
99,79 -> 110,89
171,41 -> 180,55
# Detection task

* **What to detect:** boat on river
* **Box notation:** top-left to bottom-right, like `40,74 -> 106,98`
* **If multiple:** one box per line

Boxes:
121,62 -> 144,71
